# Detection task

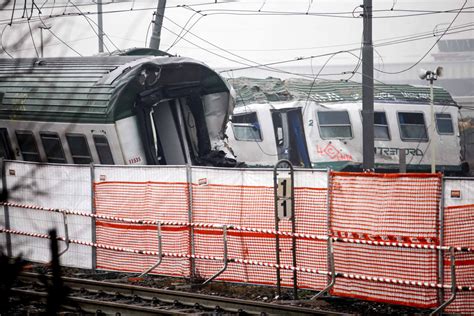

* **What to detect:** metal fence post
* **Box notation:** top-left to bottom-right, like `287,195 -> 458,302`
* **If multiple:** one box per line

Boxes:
186,164 -> 196,279
139,221 -> 163,277
326,168 -> 333,293
437,176 -> 446,307
1,158 -> 12,257
312,237 -> 336,299
90,163 -> 97,270
57,212 -> 70,257
202,225 -> 228,285
430,247 -> 457,316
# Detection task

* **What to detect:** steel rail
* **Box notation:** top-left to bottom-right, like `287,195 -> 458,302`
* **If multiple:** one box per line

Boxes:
17,272 -> 348,316
11,288 -> 190,316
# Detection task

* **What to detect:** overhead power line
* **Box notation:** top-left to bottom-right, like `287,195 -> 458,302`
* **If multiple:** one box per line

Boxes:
3,3 -> 473,25
373,0 -> 469,75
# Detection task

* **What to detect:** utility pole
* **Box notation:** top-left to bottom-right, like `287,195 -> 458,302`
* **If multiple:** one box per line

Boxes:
419,67 -> 443,173
39,24 -> 51,58
97,0 -> 104,53
149,0 -> 167,50
362,0 -> 374,170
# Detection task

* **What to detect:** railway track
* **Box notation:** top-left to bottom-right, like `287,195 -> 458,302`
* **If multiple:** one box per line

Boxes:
14,272 -> 350,315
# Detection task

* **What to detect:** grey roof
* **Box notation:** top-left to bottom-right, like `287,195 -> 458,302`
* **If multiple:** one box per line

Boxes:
228,77 -> 458,107
0,56 -> 229,123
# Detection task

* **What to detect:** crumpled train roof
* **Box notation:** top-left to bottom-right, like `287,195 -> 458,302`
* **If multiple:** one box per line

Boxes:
228,77 -> 457,107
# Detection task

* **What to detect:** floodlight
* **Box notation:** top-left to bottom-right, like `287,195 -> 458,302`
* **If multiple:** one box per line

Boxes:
436,66 -> 443,77
418,68 -> 428,80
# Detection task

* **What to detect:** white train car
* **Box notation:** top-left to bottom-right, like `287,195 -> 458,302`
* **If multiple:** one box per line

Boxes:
226,78 -> 467,174
0,52 -> 236,166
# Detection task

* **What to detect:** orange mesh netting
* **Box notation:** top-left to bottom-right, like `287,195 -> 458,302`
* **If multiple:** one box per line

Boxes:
329,172 -> 442,308
92,169 -> 472,314
94,181 -> 191,276
444,204 -> 474,315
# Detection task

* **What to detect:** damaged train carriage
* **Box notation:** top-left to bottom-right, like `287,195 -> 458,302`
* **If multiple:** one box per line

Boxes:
227,77 -> 467,174
0,55 -> 237,166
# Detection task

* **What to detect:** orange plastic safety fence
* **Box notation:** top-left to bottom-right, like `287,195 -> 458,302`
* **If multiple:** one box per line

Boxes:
191,184 -> 328,288
94,181 -> 191,276
91,172 -> 472,314
444,204 -> 474,315
93,179 -> 329,289
329,172 -> 442,309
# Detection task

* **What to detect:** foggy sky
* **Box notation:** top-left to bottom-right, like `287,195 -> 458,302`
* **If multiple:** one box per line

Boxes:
1,0 -> 473,73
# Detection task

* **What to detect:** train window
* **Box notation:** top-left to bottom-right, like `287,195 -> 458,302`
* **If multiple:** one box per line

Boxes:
317,111 -> 352,139
66,134 -> 92,164
40,132 -> 66,163
232,113 -> 262,141
398,112 -> 428,141
436,113 -> 454,135
374,112 -> 390,140
93,135 -> 114,165
0,128 -> 14,160
16,131 -> 41,162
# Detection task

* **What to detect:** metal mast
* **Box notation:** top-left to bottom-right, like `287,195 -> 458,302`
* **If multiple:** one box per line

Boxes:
362,0 -> 374,170
97,0 -> 104,53
149,0 -> 167,50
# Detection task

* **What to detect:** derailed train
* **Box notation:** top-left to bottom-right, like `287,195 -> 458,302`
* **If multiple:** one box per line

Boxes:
0,54 -> 470,175
226,77 -> 470,175
0,51 -> 238,167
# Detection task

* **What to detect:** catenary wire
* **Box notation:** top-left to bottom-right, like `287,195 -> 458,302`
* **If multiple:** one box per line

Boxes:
373,0 -> 468,75
38,13 -> 82,56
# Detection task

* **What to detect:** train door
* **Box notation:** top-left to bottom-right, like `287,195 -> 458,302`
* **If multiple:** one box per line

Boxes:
271,109 -> 311,167
151,100 -> 188,165
140,93 -> 209,166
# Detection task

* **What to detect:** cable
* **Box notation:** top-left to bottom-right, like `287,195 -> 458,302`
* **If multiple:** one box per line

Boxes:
174,6 -> 474,19
9,0 -> 17,25
1,25 -> 14,58
6,35 -> 95,53
71,0 -> 122,53
49,0 -> 56,17
144,20 -> 152,47
163,15 -> 313,77
161,24 -> 254,67
5,3 -> 472,25
68,0 -> 111,53
390,0 -> 398,11
166,6 -> 204,51
165,21 -> 473,53
301,35 -> 365,117
374,0 -> 468,75
303,50 -> 352,115
38,14 -> 82,56
61,0 -> 71,16
39,0 -> 48,10
306,0 -> 313,14
219,22 -> 473,74
27,19 -> 39,57
21,0 -> 27,18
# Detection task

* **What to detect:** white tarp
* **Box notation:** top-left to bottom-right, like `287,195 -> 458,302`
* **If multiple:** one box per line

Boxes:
4,161 -> 92,268
444,177 -> 474,207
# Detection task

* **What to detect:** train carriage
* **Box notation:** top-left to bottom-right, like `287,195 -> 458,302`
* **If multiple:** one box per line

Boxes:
227,77 -> 468,174
0,53 -> 236,166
